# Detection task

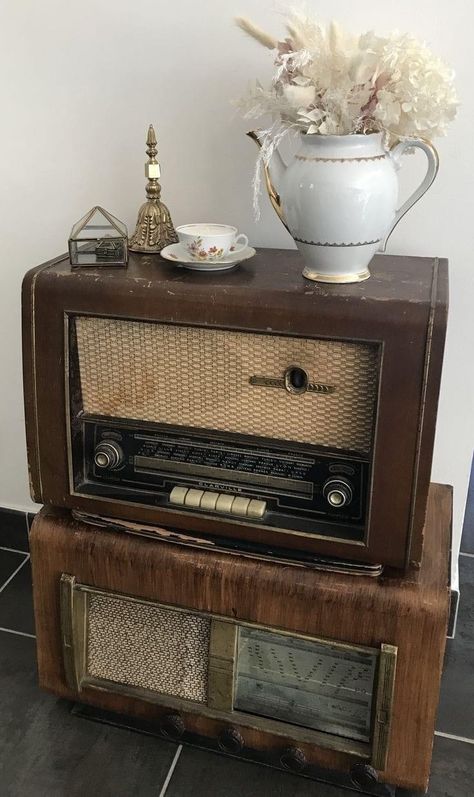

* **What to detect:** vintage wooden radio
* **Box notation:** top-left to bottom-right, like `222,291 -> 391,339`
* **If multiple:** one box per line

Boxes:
23,250 -> 447,569
29,484 -> 451,792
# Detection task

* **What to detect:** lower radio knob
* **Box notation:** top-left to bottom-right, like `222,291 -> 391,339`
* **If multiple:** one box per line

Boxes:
279,746 -> 307,773
94,441 -> 123,470
160,713 -> 185,740
350,763 -> 379,789
218,727 -> 244,754
323,477 -> 353,508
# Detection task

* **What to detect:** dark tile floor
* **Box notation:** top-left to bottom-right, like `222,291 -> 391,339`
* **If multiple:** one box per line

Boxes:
0,509 -> 473,796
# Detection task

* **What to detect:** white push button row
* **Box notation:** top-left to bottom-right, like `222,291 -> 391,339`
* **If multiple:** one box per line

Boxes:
169,487 -> 267,519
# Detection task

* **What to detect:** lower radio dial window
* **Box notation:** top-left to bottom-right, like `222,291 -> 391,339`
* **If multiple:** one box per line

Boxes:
234,626 -> 377,743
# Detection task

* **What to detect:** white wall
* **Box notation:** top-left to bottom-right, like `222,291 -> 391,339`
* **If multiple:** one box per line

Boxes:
0,1 -> 472,574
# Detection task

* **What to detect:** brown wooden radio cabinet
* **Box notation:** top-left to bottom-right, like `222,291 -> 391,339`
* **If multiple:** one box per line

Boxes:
29,483 -> 451,792
23,250 -> 448,570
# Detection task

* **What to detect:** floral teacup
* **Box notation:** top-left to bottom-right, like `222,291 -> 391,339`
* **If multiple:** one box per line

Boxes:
176,224 -> 249,261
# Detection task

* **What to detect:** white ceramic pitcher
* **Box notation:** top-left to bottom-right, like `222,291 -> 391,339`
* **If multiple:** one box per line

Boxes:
248,131 -> 438,283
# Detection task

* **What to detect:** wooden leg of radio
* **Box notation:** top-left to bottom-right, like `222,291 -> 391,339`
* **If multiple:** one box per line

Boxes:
29,484 -> 451,792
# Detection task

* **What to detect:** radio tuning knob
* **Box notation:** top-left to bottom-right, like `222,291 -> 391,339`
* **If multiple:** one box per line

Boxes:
218,727 -> 244,754
159,713 -> 185,740
323,477 -> 353,508
350,763 -> 379,789
279,746 -> 307,773
94,441 -> 123,470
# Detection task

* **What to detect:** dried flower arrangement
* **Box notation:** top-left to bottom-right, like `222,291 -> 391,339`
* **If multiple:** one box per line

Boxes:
235,9 -> 458,141
235,9 -> 458,217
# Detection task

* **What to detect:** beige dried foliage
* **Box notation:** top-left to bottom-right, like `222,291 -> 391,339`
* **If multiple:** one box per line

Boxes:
235,8 -> 458,141
234,17 -> 277,50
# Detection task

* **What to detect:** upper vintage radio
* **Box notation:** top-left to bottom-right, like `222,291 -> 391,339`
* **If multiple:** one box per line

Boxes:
22,249 -> 448,569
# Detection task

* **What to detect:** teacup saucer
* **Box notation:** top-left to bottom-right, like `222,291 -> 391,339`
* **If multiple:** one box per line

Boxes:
161,243 -> 255,271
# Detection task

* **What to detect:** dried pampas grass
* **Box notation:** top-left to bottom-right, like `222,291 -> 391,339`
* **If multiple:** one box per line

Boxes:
234,17 -> 277,50
235,11 -> 458,141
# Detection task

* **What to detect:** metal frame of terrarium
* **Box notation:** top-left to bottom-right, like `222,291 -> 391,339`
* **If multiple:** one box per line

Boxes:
69,206 -> 128,268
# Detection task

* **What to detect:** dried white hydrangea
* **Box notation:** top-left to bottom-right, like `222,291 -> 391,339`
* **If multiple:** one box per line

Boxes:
368,32 -> 458,139
235,12 -> 458,141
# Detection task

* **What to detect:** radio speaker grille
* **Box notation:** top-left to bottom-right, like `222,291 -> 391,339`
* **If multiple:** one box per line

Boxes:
75,317 -> 378,453
86,593 -> 210,702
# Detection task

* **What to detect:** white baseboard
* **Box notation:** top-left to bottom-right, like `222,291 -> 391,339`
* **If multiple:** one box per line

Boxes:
0,502 -> 39,515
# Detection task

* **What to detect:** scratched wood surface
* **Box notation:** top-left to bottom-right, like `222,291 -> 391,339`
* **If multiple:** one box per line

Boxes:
29,483 -> 451,790
22,251 -> 447,569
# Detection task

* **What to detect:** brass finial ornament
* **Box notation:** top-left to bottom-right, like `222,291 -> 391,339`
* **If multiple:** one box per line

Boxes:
129,124 -> 178,253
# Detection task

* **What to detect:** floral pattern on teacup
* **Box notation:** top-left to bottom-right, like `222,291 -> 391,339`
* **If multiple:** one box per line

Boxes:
187,237 -> 224,261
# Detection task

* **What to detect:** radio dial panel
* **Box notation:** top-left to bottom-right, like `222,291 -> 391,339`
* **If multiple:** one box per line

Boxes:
74,417 -> 369,545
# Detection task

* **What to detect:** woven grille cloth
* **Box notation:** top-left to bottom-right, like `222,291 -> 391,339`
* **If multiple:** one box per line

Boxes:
87,593 -> 210,702
75,317 -> 377,453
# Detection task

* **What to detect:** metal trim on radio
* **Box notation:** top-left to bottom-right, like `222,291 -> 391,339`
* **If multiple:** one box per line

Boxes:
249,366 -> 336,395
60,574 -> 397,770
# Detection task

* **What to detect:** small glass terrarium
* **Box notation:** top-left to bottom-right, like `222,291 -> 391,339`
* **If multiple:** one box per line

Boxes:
69,206 -> 128,268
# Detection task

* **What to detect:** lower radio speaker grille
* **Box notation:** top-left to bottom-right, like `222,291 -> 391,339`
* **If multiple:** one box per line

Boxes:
86,593 -> 210,703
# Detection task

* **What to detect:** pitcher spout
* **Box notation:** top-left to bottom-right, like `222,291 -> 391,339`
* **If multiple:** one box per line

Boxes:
246,131 -> 289,232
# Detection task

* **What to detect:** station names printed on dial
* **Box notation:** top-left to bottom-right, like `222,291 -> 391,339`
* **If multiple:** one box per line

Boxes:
234,626 -> 377,742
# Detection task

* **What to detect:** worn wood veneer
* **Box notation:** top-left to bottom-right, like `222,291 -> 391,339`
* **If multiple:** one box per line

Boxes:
30,483 -> 451,791
22,250 -> 447,569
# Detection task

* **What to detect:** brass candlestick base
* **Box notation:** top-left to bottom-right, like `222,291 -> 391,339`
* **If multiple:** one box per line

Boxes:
129,124 -> 178,253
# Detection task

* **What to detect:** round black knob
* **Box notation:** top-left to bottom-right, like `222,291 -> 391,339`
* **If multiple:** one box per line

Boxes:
350,763 -> 379,789
323,477 -> 353,508
284,366 -> 309,395
279,746 -> 307,773
94,441 -> 123,470
218,727 -> 244,754
160,713 -> 185,740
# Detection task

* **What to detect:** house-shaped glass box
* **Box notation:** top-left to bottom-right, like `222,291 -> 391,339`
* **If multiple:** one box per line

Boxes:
69,206 -> 128,267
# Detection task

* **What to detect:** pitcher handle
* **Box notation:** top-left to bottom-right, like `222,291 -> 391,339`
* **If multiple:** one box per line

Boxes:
380,138 -> 439,252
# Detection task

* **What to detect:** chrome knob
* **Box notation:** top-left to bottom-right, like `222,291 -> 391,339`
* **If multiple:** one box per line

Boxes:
323,478 -> 353,508
94,441 -> 123,470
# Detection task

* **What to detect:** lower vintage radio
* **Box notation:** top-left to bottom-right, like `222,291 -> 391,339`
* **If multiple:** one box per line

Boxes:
23,250 -> 448,568
30,486 -> 451,792
62,577 -> 395,764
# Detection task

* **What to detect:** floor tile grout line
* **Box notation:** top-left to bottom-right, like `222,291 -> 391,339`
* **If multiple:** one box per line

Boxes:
157,745 -> 183,797
0,626 -> 36,639
0,545 -> 30,556
459,551 -> 474,558
0,553 -> 30,594
435,730 -> 474,745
